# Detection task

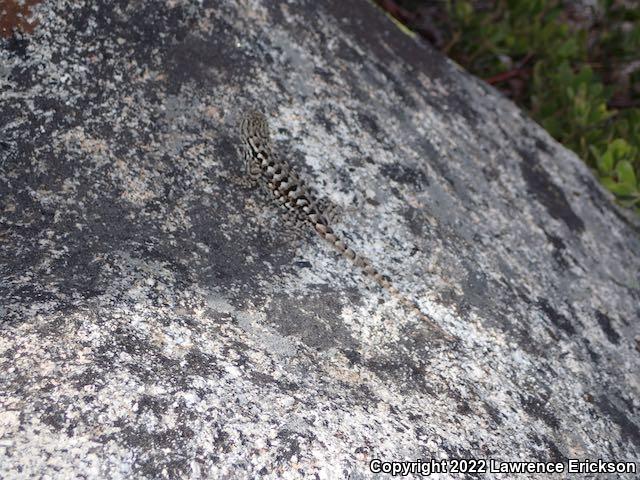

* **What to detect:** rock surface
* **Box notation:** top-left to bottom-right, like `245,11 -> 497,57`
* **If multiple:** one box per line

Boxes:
1,0 -> 639,478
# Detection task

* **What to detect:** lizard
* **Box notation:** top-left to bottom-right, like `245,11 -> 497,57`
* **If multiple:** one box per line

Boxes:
239,110 -> 454,342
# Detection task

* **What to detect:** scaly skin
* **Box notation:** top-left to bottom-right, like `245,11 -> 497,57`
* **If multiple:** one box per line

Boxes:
239,110 -> 454,342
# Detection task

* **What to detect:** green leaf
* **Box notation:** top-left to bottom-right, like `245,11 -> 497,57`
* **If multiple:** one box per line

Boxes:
599,150 -> 615,174
608,138 -> 629,157
616,160 -> 637,188
601,177 -> 634,197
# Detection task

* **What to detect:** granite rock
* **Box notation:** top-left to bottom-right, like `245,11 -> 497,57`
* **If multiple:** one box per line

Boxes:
1,0 -> 639,478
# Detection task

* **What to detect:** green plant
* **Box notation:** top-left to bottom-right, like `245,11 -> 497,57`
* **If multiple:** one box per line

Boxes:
433,0 -> 640,212
592,139 -> 639,208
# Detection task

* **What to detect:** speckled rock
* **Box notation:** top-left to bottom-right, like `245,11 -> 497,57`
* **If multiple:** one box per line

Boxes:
1,0 -> 639,478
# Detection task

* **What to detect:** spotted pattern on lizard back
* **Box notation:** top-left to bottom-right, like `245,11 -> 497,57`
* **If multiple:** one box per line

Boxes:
239,110 -> 453,342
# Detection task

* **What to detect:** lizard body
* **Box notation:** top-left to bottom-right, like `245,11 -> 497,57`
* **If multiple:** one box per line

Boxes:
239,110 -> 452,341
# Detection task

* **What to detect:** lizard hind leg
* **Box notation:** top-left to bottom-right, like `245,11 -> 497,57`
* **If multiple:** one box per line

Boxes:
316,196 -> 341,224
272,204 -> 315,243
316,192 -> 365,225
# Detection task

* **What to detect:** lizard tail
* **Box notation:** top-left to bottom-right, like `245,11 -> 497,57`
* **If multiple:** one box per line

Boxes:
311,216 -> 452,340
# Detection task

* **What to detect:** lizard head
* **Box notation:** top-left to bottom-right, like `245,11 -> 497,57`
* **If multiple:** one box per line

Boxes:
240,110 -> 271,150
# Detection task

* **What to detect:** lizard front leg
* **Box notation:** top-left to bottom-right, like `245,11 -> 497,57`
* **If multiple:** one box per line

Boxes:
231,144 -> 261,188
